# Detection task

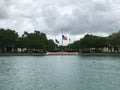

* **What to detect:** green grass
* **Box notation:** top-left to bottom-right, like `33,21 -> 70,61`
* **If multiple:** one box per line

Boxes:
0,53 -> 46,56
79,52 -> 120,56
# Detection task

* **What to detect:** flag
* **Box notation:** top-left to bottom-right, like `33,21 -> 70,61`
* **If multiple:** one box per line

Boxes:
55,39 -> 59,44
62,35 -> 67,40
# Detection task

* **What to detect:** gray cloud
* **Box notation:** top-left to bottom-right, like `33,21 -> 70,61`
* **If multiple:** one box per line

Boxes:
0,0 -> 8,18
0,0 -> 120,38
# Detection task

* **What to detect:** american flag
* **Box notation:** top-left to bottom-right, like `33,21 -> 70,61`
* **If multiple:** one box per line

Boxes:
62,35 -> 67,40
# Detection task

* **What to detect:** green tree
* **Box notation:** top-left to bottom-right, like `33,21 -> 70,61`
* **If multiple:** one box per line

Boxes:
47,39 -> 56,50
108,31 -> 120,52
21,31 -> 48,50
68,34 -> 107,53
0,28 -> 18,52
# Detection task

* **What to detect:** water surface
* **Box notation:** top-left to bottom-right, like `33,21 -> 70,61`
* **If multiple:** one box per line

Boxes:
0,55 -> 120,90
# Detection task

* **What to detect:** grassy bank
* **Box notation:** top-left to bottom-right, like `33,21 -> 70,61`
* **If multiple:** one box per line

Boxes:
0,53 -> 46,56
79,53 -> 120,56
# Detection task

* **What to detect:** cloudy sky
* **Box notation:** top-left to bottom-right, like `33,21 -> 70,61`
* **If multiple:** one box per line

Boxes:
0,0 -> 120,45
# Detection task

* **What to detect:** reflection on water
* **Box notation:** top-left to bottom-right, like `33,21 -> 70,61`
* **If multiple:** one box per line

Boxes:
0,56 -> 120,90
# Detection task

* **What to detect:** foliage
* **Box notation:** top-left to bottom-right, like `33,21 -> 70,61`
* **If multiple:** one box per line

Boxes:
0,28 -> 18,52
68,31 -> 120,53
0,29 -> 56,53
1,28 -> 120,53
22,31 -> 48,49
47,39 -> 56,49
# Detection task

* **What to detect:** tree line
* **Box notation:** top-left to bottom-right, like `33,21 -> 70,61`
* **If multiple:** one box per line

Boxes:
67,31 -> 120,53
0,28 -> 56,53
1,28 -> 120,53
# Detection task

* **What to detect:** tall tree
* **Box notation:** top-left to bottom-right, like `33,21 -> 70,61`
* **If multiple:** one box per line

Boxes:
0,28 -> 18,52
108,31 -> 120,52
21,31 -> 48,50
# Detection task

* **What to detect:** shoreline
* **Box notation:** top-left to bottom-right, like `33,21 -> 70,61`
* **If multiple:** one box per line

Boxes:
0,52 -> 120,56
46,51 -> 79,55
0,53 -> 46,56
80,53 -> 120,56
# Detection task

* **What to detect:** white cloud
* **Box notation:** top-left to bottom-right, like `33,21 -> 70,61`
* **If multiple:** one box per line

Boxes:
0,0 -> 120,44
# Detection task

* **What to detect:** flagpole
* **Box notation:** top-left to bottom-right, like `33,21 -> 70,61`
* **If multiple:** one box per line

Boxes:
62,29 -> 63,51
55,39 -> 59,50
69,37 -> 70,49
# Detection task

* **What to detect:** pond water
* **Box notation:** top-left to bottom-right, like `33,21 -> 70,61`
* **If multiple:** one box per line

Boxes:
0,55 -> 120,90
